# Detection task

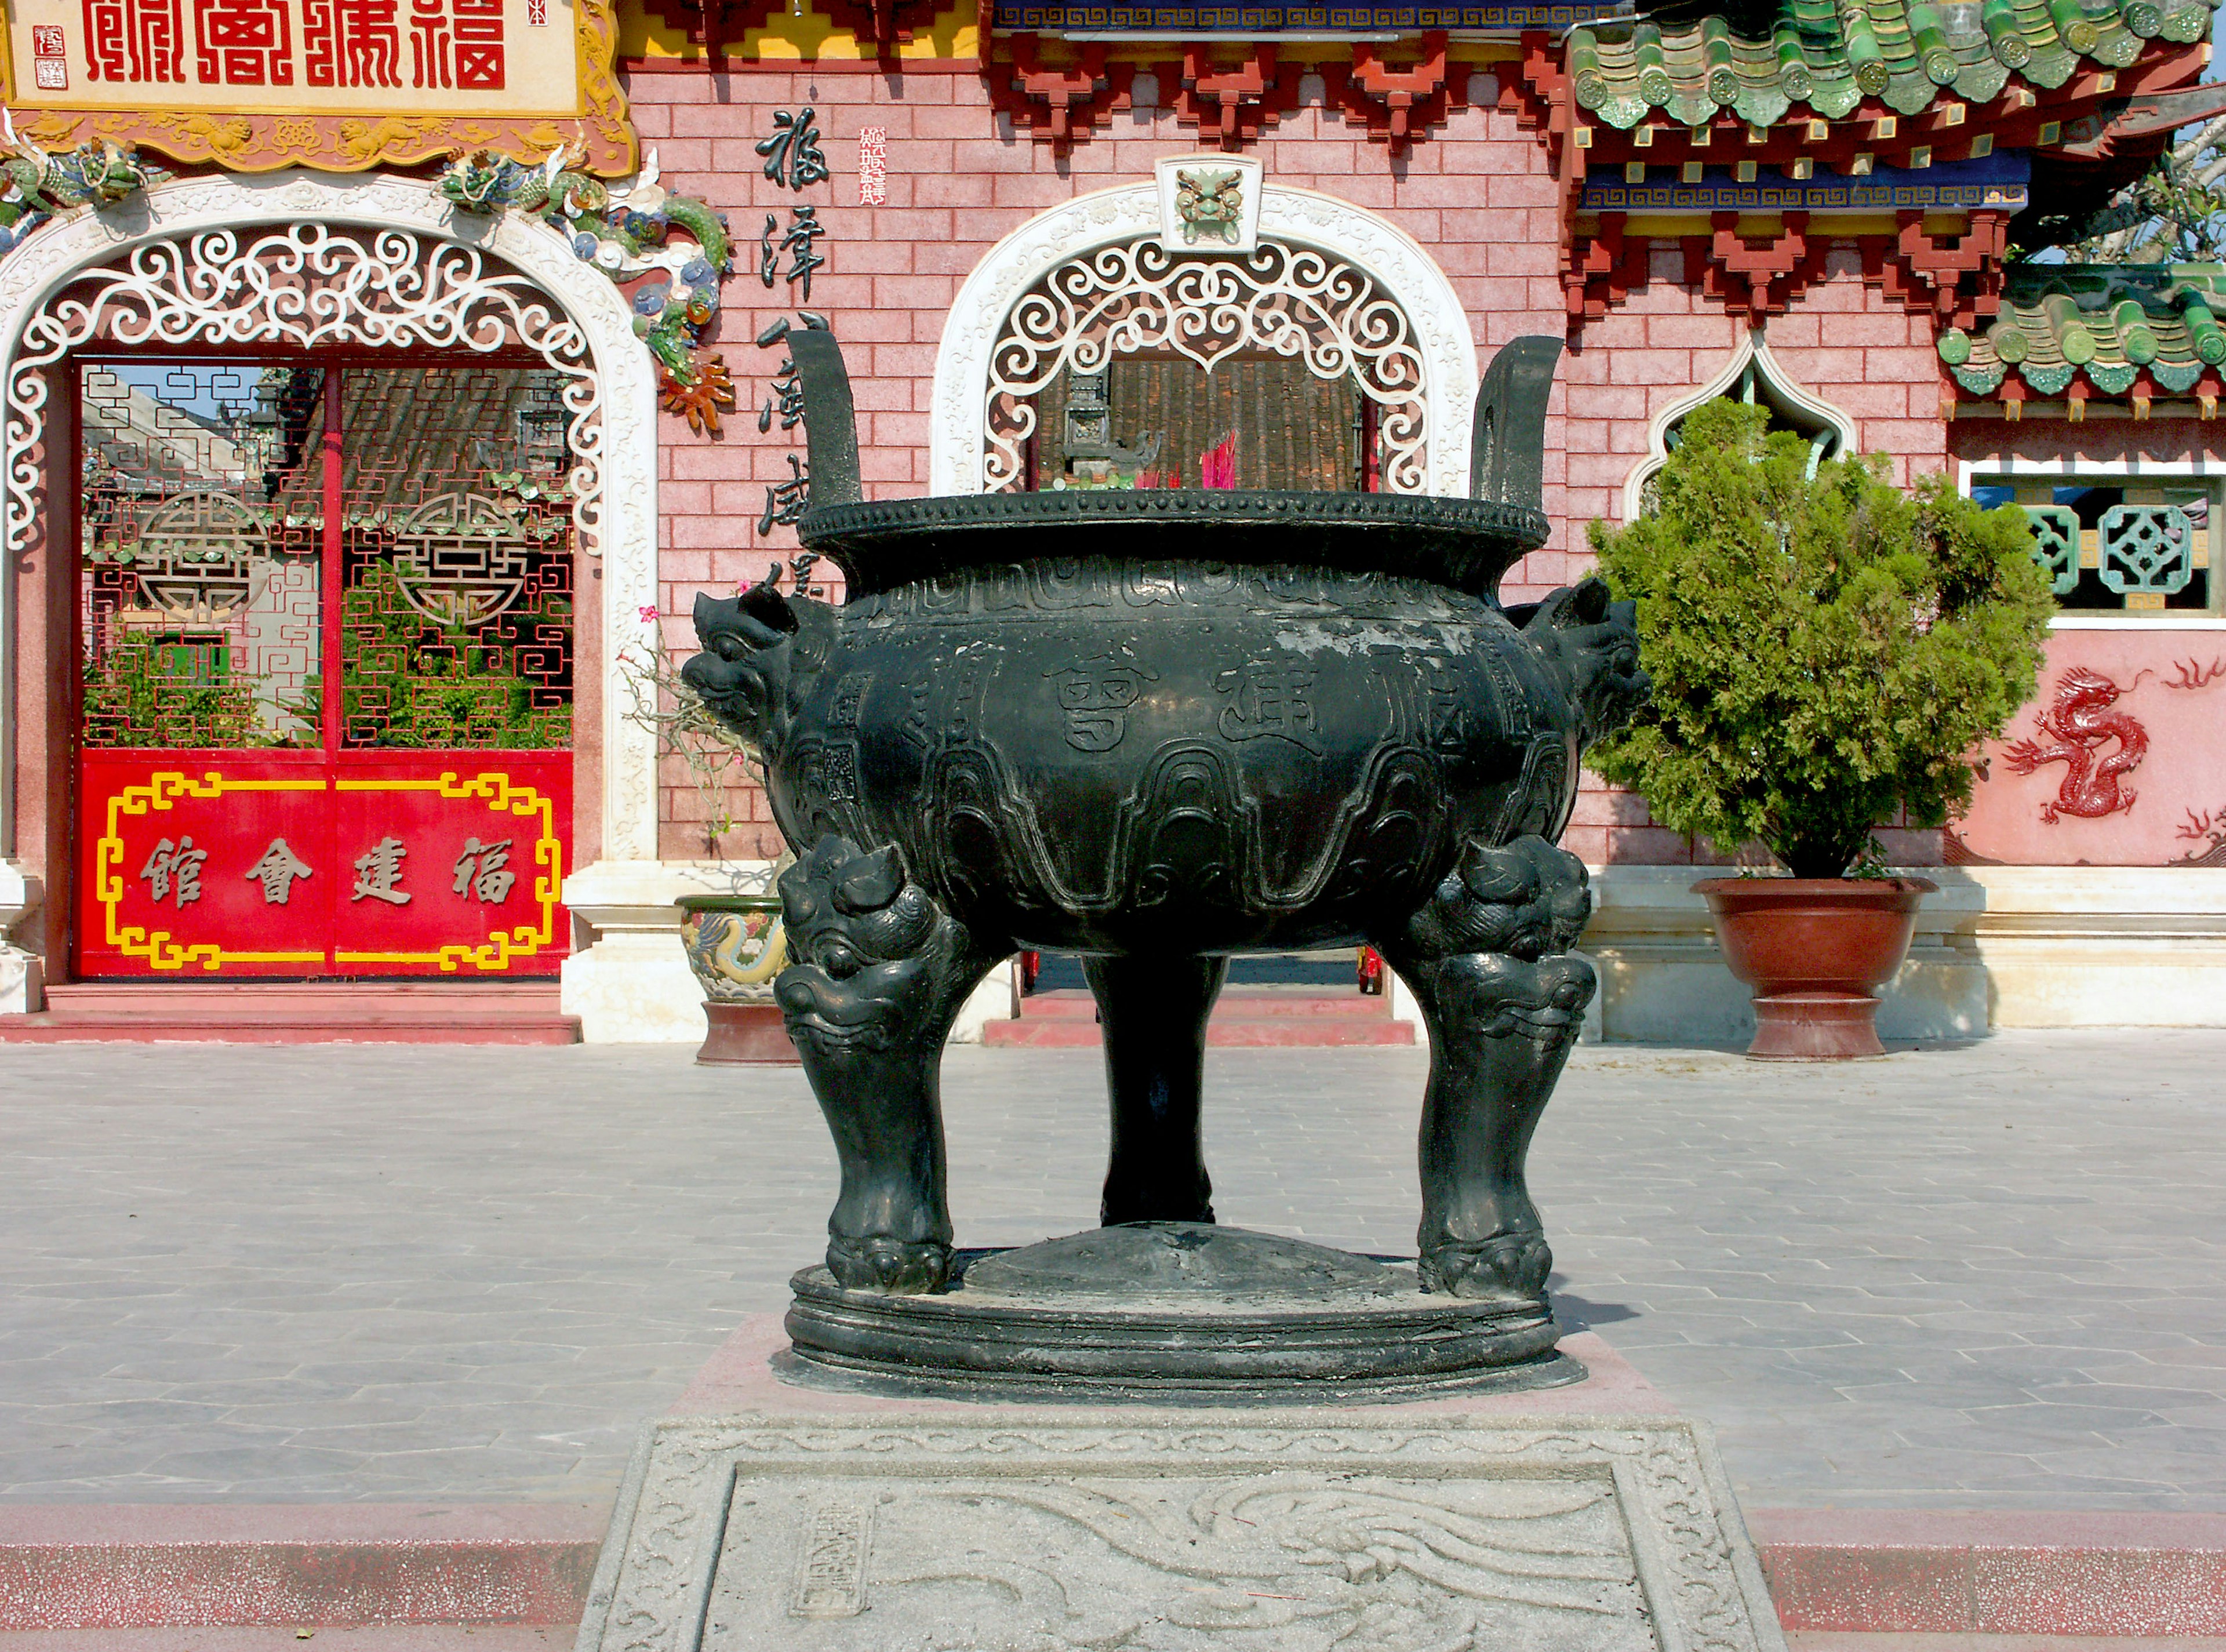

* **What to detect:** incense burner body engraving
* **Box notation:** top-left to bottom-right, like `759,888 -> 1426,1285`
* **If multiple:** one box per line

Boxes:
685,332 -> 1647,1384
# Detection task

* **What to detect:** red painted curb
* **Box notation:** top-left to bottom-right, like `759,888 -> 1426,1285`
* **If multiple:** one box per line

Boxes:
0,1506 -> 604,1631
1751,1511 -> 2226,1638
10,1500 -> 2226,1633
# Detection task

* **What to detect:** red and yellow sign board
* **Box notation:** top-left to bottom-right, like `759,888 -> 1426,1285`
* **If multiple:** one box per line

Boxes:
1,0 -> 632,172
81,752 -> 572,977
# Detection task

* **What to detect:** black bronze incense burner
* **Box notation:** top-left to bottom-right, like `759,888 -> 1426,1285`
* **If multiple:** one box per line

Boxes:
686,330 -> 1647,1397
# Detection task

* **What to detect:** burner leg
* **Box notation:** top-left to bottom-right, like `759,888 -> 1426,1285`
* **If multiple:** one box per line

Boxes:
1086,953 -> 1227,1227
1379,836 -> 1596,1302
776,835 -> 1005,1294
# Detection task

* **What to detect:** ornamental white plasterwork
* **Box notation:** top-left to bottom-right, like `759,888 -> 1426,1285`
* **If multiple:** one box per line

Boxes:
931,183 -> 1480,498
1621,325 -> 1858,522
0,171 -> 659,864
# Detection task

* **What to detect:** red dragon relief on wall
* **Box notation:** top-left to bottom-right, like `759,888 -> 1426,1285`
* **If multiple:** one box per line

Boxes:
2000,666 -> 2149,824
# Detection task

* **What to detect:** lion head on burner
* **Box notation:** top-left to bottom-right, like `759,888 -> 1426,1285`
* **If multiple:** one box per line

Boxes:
1512,577 -> 1650,746
684,565 -> 835,754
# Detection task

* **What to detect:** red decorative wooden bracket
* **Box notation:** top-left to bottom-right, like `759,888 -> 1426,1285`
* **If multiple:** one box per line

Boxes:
637,0 -> 782,57
1688,211 -> 1827,318
1563,213 -> 1652,321
1340,31 -> 1461,151
1866,210 -> 2009,329
1511,29 -> 1562,133
819,0 -> 940,59
1172,44 -> 1296,148
985,35 -> 1135,150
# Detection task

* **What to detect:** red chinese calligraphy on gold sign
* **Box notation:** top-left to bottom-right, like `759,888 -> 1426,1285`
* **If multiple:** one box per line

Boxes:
1,0 -> 632,173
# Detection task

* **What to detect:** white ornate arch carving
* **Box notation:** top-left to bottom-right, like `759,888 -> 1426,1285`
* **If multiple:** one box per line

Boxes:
1621,326 -> 1860,521
930,181 -> 1481,498
0,170 -> 659,866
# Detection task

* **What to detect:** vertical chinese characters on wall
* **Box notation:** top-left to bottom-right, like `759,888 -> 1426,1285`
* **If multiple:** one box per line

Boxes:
752,105 -> 836,539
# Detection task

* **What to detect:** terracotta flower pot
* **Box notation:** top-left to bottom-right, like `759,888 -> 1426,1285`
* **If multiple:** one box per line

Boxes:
1691,876 -> 1937,1060
676,894 -> 798,1066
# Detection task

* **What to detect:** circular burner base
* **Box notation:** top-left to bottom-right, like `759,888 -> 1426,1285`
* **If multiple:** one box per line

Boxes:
779,1223 -> 1581,1405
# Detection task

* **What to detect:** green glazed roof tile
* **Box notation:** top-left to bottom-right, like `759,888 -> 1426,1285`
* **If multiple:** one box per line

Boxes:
1949,265 -> 2226,401
1953,57 -> 2011,102
1569,0 -> 2214,130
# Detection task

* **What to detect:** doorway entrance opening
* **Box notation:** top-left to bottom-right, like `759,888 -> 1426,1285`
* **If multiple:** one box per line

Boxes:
1027,355 -> 1377,493
75,357 -> 576,980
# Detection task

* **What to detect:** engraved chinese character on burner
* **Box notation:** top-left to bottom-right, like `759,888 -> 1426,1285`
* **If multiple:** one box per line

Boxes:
139,836 -> 207,907
898,683 -> 932,752
351,836 -> 412,905
452,837 -> 515,904
244,838 -> 312,905
1215,661 -> 1323,755
827,673 -> 871,732
1046,656 -> 1158,753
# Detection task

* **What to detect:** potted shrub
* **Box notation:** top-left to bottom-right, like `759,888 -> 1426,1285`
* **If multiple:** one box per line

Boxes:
1585,400 -> 2052,1058
619,596 -> 799,1065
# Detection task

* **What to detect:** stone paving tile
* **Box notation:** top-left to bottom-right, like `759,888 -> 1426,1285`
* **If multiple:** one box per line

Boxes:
1,1030 -> 2222,1510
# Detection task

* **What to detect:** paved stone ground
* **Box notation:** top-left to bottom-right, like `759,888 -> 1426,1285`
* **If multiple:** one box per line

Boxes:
2,1032 -> 2221,1511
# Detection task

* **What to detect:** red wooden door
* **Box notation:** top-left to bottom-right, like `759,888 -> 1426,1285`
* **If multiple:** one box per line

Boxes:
74,358 -> 576,980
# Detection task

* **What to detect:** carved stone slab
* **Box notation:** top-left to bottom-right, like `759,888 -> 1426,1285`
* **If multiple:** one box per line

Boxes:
576,1412 -> 1790,1652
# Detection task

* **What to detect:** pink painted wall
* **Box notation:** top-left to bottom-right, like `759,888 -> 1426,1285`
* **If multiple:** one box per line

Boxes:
1948,420 -> 2226,865
1953,632 -> 2226,865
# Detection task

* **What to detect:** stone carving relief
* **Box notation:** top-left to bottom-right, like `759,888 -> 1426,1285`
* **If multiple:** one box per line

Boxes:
579,1416 -> 1789,1652
2001,664 -> 2149,823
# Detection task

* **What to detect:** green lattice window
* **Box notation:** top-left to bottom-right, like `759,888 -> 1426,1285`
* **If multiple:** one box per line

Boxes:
1972,476 -> 2216,614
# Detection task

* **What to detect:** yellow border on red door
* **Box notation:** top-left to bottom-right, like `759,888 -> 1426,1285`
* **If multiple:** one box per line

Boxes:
332,771 -> 563,973
95,770 -> 333,972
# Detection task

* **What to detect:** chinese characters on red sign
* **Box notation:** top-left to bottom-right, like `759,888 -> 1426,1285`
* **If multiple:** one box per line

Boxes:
144,827 -> 521,908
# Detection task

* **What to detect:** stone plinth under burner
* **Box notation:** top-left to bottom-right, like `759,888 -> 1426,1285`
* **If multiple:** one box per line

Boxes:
778,1223 -> 1580,1402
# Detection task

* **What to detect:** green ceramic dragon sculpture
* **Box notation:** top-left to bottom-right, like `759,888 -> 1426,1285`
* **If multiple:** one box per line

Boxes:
0,114 -> 168,255
437,144 -> 737,429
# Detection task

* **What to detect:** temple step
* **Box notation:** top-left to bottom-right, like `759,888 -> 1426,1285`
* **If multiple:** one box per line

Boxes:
984,988 -> 1413,1047
0,981 -> 580,1045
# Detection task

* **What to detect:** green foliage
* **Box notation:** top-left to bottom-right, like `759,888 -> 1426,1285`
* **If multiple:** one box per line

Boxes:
319,561 -> 572,750
2014,107 -> 2226,261
80,635 -> 296,749
1585,399 -> 2053,879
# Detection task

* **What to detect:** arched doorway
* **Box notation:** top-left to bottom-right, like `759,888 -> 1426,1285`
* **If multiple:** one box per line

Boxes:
930,170 -> 1479,499
0,175 -> 658,985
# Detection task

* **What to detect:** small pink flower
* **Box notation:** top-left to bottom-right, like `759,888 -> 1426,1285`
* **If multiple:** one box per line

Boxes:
638,604 -> 660,623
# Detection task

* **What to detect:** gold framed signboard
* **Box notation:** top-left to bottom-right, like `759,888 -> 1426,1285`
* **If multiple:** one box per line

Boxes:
0,0 -> 634,173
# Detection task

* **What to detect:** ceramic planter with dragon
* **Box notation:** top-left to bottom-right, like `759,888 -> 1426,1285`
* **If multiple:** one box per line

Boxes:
676,893 -> 798,1065
683,329 -> 1649,1392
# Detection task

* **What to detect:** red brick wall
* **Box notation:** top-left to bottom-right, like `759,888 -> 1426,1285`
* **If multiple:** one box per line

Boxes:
629,65 -> 1952,862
